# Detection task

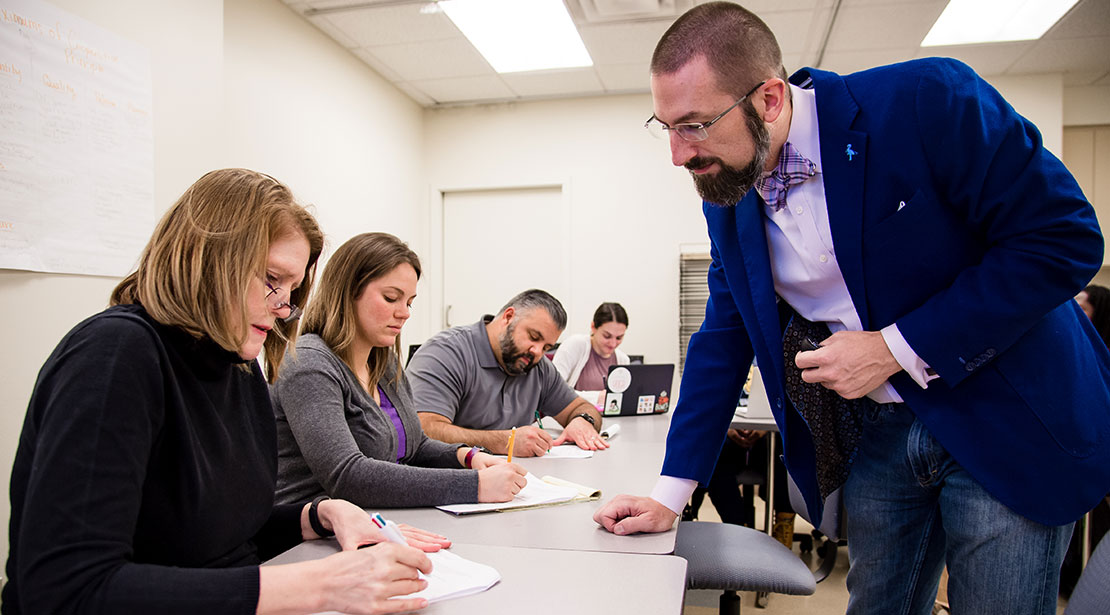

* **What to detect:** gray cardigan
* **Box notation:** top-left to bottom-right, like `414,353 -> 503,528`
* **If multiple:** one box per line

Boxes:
272,334 -> 479,507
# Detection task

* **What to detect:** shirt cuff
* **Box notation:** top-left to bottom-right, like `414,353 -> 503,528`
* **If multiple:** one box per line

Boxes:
880,324 -> 940,389
650,475 -> 699,516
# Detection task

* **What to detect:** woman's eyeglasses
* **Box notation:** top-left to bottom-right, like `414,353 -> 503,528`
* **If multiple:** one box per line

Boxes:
264,281 -> 302,322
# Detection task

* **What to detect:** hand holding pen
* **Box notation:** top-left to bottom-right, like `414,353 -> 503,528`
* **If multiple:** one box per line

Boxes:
503,424 -> 552,457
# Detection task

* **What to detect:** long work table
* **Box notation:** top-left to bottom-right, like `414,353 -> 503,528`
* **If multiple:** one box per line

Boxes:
266,412 -> 689,613
267,539 -> 688,615
379,438 -> 676,555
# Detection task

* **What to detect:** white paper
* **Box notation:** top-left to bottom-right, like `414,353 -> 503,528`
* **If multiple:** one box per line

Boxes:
312,550 -> 500,613
436,472 -> 580,515
411,549 -> 500,603
0,0 -> 154,276
542,444 -> 594,459
575,389 -> 604,405
492,444 -> 593,460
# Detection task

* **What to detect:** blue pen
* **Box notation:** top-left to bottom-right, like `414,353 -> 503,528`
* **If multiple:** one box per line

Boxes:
369,512 -> 407,545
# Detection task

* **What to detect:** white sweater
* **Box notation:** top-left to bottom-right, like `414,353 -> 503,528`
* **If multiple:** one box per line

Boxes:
551,333 -> 630,388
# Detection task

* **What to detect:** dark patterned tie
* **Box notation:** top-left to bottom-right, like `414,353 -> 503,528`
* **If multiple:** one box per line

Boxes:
756,142 -> 816,211
781,309 -> 867,499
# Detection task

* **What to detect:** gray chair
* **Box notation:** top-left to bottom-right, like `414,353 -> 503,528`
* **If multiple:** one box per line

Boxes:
675,521 -> 816,615
1065,535 -> 1110,615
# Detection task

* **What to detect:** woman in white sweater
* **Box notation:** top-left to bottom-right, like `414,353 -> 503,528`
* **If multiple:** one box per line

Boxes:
552,302 -> 630,391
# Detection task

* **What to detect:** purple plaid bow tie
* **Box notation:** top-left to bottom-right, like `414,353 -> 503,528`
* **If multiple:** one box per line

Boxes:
756,142 -> 816,211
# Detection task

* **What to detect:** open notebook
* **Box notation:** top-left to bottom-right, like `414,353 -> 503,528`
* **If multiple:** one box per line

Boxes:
436,473 -> 601,515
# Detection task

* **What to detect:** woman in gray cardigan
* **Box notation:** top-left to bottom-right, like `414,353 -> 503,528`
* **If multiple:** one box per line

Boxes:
272,233 -> 527,508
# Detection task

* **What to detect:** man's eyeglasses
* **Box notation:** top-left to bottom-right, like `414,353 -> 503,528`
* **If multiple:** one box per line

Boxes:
645,81 -> 766,142
264,281 -> 303,322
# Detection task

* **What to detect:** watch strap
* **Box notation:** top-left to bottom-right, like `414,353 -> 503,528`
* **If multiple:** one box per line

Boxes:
464,446 -> 480,469
572,412 -> 600,431
308,495 -> 334,538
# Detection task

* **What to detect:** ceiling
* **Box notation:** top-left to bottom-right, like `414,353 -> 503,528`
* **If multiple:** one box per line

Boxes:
281,0 -> 1110,107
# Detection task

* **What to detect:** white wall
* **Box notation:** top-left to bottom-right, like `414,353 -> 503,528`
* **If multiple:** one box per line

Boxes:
0,0 -> 424,581
990,73 -> 1064,156
1065,85 -> 1110,127
422,94 -> 709,366
222,0 -> 426,277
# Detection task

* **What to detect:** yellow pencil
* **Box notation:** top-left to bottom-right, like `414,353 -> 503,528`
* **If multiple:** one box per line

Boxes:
507,427 -> 517,463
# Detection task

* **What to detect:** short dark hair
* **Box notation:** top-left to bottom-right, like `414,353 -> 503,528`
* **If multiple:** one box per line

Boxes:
500,289 -> 568,330
1084,284 -> 1110,347
652,2 -> 788,99
592,302 -> 629,329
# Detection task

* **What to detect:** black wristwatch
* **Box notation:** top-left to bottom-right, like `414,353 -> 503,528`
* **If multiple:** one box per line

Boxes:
572,412 -> 600,431
308,495 -> 334,538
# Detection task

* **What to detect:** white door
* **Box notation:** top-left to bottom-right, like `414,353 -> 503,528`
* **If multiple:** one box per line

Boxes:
442,186 -> 567,328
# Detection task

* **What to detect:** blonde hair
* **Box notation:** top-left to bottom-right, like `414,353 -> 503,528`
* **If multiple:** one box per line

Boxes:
301,232 -> 421,389
111,168 -> 324,381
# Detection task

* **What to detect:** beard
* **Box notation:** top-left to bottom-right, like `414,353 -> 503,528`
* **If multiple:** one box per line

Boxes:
499,323 -> 539,376
687,100 -> 772,207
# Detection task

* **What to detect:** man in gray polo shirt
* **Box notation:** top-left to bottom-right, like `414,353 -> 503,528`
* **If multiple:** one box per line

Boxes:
410,289 -> 608,457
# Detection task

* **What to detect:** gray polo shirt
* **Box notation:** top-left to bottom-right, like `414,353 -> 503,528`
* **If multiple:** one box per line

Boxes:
407,316 -> 578,430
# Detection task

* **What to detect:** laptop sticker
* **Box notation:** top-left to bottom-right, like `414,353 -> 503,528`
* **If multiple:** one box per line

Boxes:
637,395 -> 655,414
604,393 -> 623,416
654,390 -> 670,412
608,367 -> 631,393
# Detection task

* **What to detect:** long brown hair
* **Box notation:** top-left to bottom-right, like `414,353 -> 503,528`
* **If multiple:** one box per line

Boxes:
301,232 -> 421,388
111,168 -> 324,381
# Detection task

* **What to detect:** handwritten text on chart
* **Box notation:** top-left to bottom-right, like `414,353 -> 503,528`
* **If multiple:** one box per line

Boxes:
0,8 -> 62,41
41,73 -> 75,99
0,0 -> 154,277
0,61 -> 22,83
2,8 -> 119,76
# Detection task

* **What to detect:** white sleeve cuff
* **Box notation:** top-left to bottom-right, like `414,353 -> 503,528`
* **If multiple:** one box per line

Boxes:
881,324 -> 939,389
650,475 -> 699,516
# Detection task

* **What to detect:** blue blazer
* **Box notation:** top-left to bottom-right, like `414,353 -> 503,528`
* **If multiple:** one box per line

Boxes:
663,58 -> 1110,528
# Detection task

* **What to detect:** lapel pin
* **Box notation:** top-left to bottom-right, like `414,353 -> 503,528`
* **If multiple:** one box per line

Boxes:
845,144 -> 858,161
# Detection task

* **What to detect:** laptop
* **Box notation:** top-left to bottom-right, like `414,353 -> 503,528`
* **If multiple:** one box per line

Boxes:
602,364 -> 675,416
735,365 -> 774,420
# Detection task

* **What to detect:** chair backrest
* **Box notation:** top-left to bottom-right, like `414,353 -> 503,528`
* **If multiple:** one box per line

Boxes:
406,344 -> 421,367
1065,535 -> 1110,614
544,342 -> 561,360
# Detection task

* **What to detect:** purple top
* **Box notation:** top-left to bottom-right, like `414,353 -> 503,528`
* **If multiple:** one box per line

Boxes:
575,347 -> 618,391
378,386 -> 407,460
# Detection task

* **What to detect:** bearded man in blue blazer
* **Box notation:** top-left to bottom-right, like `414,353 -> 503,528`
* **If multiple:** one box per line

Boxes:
595,3 -> 1110,613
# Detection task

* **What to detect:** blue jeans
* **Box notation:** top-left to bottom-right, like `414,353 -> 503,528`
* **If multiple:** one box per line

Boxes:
843,403 -> 1071,615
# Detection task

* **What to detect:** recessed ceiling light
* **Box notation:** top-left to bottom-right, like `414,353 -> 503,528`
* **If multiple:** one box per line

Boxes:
439,0 -> 593,73
921,0 -> 1079,47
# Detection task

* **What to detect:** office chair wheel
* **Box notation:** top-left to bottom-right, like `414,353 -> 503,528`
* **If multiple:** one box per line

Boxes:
755,590 -> 769,608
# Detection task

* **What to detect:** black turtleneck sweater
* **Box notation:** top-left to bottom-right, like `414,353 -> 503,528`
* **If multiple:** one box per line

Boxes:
3,304 -> 302,615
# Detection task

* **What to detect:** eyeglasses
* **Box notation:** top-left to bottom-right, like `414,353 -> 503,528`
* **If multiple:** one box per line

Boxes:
264,281 -> 303,322
645,81 -> 767,142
